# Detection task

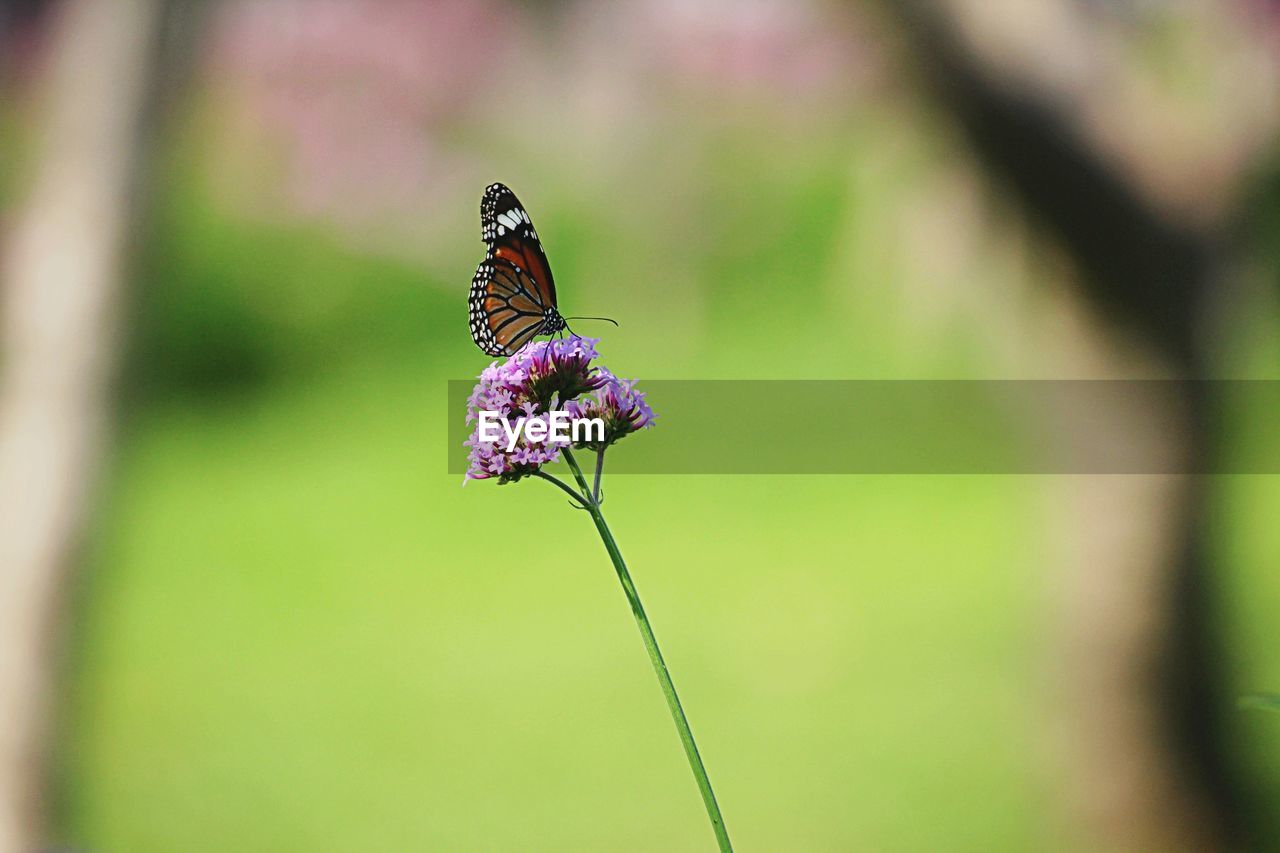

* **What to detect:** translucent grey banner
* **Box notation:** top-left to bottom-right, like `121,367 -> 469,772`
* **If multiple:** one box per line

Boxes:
446,380 -> 1280,474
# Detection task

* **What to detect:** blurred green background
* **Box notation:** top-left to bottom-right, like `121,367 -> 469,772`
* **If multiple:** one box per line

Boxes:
3,1 -> 1280,850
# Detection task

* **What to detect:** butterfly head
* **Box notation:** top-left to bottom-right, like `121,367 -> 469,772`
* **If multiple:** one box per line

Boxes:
544,307 -> 567,335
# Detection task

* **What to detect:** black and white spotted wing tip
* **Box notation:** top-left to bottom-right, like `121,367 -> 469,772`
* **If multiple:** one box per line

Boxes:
480,182 -> 542,246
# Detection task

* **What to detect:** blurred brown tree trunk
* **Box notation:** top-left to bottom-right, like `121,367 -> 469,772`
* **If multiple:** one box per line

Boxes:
881,1 -> 1275,850
0,1 -> 181,849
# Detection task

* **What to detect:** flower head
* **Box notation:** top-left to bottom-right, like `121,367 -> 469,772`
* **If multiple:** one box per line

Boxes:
463,336 -> 610,483
516,336 -> 605,411
564,368 -> 656,452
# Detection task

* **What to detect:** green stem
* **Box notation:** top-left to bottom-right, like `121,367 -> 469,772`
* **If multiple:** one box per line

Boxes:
562,449 -> 733,852
533,470 -> 590,509
592,447 -> 606,505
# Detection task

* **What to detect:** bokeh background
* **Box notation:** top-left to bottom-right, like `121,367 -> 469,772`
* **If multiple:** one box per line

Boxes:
3,1 -> 1280,850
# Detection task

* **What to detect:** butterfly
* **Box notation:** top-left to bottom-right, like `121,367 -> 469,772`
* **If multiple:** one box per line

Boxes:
468,183 -> 568,357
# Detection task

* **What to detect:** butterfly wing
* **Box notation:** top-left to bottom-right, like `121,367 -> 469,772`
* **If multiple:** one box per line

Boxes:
469,259 -> 552,356
482,183 -> 556,306
469,183 -> 557,356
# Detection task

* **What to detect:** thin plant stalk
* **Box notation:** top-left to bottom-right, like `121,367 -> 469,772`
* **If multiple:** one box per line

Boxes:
533,470 -> 590,509
592,447 -> 606,504
562,448 -> 733,852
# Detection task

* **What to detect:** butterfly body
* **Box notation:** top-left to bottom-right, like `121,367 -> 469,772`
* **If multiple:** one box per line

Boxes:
469,183 -> 566,356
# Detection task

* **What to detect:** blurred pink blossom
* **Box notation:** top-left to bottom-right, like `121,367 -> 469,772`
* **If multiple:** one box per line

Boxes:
638,0 -> 864,99
209,0 -> 515,228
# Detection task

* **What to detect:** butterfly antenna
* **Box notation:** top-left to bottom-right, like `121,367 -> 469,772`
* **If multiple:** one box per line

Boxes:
564,315 -> 619,327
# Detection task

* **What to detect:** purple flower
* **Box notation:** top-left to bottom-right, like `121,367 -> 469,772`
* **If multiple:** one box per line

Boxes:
464,336 -> 610,483
564,368 -> 656,452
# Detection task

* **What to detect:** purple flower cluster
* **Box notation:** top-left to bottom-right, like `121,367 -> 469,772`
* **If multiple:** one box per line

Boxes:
464,337 -> 655,483
564,369 -> 656,452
